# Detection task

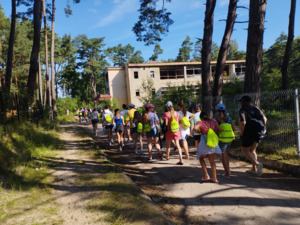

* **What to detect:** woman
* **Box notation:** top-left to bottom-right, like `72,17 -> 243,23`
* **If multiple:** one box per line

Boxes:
162,101 -> 184,165
91,108 -> 99,136
215,104 -> 235,178
142,103 -> 162,160
133,109 -> 144,155
113,108 -> 125,151
194,112 -> 222,183
177,101 -> 195,159
190,104 -> 201,150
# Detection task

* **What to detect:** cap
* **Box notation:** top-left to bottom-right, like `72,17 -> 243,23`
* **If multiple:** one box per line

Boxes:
165,101 -> 173,107
237,95 -> 251,103
129,103 -> 135,108
217,103 -> 226,111
145,103 -> 154,108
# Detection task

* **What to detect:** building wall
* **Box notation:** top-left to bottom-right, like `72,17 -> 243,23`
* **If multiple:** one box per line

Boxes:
106,68 -> 127,107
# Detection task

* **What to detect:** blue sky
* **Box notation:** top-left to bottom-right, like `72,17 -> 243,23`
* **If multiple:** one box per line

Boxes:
1,0 -> 300,63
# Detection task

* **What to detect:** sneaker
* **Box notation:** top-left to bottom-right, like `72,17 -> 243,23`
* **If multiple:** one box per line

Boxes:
109,142 -> 111,146
134,149 -> 139,154
118,147 -> 122,151
139,152 -> 145,155
122,143 -> 125,147
111,139 -> 114,144
257,163 -> 263,176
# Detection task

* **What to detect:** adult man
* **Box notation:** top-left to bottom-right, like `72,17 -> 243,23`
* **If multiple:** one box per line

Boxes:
102,105 -> 114,146
238,95 -> 267,176
125,103 -> 136,142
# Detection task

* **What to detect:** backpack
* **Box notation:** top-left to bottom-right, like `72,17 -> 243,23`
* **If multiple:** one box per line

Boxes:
245,106 -> 267,138
170,119 -> 179,133
181,116 -> 190,129
137,122 -> 143,133
143,123 -> 151,132
205,120 -> 219,148
105,114 -> 112,123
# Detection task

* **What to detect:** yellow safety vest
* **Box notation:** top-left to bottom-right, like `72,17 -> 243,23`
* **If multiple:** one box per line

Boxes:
144,123 -> 151,132
219,123 -> 235,143
137,122 -> 143,133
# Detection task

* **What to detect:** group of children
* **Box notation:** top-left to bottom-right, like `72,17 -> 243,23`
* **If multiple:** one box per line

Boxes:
81,95 -> 267,184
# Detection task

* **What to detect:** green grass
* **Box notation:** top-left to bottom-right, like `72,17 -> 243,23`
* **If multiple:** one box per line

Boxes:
57,113 -> 76,124
0,120 -> 64,224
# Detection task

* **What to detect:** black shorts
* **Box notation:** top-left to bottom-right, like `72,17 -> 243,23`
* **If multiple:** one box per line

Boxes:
105,124 -> 113,130
194,135 -> 201,141
115,124 -> 124,133
241,128 -> 261,147
91,119 -> 99,124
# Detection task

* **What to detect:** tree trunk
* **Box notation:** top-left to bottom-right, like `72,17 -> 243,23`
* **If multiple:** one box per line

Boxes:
27,0 -> 42,106
51,0 -> 57,119
92,72 -> 97,108
38,53 -> 43,106
201,0 -> 216,115
281,0 -> 296,90
212,0 -> 237,110
5,0 -> 16,94
42,0 -> 51,108
244,0 -> 267,106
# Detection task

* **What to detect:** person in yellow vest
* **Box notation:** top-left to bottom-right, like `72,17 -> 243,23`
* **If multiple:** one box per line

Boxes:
214,104 -> 236,178
102,105 -> 114,146
162,101 -> 184,165
125,103 -> 136,142
133,110 -> 144,155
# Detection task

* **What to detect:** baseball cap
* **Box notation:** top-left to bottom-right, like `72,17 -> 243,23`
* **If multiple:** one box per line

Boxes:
145,103 -> 154,108
217,103 -> 226,111
129,103 -> 135,108
165,101 -> 173,107
237,95 -> 251,102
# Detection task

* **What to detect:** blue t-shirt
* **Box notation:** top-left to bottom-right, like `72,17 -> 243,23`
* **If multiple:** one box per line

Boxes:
191,112 -> 201,135
147,112 -> 159,128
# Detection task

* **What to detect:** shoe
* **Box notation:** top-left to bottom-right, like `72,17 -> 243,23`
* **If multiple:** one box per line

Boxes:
122,143 -> 124,147
201,176 -> 210,182
210,179 -> 219,184
222,174 -> 230,179
111,139 -> 114,144
118,147 -> 122,151
109,142 -> 111,146
257,163 -> 263,176
176,161 -> 183,165
134,149 -> 139,154
163,153 -> 169,160
139,152 -> 145,155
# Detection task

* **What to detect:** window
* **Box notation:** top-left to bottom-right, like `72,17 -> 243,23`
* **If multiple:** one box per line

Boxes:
150,71 -> 155,78
160,66 -> 184,79
135,89 -> 140,96
235,64 -> 246,76
186,66 -> 201,78
152,88 -> 156,95
134,71 -> 139,79
161,87 -> 168,96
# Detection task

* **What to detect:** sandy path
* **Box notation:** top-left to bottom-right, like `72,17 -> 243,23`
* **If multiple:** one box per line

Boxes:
87,124 -> 300,225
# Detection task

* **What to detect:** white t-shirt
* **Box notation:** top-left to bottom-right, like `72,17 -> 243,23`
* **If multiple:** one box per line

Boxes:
177,110 -> 192,137
102,109 -> 114,125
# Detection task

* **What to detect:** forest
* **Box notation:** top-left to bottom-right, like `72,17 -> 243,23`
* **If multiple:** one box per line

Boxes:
0,0 -> 299,121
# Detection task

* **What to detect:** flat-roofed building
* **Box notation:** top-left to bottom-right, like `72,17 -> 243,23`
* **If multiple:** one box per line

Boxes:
105,60 -> 245,107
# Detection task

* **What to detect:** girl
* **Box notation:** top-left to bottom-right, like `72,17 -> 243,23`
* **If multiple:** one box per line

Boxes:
113,108 -> 125,151
162,101 -> 184,165
142,103 -> 162,160
91,108 -> 99,136
194,112 -> 222,183
133,110 -> 144,155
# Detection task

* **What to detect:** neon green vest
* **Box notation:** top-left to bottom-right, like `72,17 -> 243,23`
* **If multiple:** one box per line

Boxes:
171,119 -> 179,133
219,123 -> 235,143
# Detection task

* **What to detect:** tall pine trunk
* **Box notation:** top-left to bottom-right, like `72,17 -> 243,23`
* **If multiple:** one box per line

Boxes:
27,0 -> 42,106
5,0 -> 16,94
43,0 -> 51,108
201,0 -> 216,115
51,0 -> 57,118
281,0 -> 296,90
38,53 -> 43,105
244,0 -> 267,106
212,0 -> 237,110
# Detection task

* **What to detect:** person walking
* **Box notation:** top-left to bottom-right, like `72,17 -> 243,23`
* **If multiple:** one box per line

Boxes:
91,108 -> 99,136
113,108 -> 125,151
214,104 -> 236,178
121,104 -> 129,142
177,101 -> 195,159
142,103 -> 162,161
133,110 -> 144,155
102,105 -> 114,146
191,104 -> 201,150
238,95 -> 267,176
162,101 -> 184,165
125,103 -> 136,142
193,112 -> 222,183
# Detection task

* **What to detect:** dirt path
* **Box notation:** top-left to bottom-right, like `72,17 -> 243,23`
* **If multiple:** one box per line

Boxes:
85,124 -> 300,225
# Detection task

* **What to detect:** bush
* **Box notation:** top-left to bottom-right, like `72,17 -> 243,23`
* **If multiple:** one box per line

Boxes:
56,96 -> 79,116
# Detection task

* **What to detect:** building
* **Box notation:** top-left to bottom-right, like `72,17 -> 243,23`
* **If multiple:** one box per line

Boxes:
105,60 -> 246,107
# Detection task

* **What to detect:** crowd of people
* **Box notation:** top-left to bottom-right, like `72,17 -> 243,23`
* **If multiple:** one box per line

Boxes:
78,95 -> 267,183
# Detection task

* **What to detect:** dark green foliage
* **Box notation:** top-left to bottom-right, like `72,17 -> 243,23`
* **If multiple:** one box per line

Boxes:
133,0 -> 174,45
176,36 -> 194,62
149,43 -> 163,61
